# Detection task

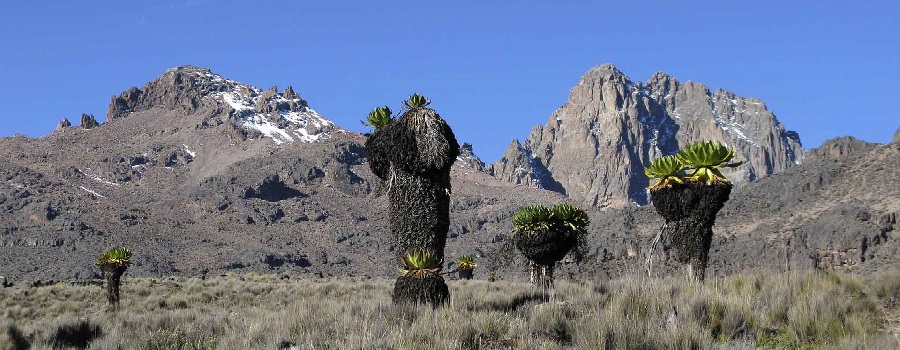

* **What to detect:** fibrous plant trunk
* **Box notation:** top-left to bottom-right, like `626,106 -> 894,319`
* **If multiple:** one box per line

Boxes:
650,181 -> 732,281
514,229 -> 578,266
365,106 -> 458,306
516,229 -> 575,300
457,269 -> 473,280
388,169 -> 450,264
391,274 -> 450,306
100,264 -> 128,306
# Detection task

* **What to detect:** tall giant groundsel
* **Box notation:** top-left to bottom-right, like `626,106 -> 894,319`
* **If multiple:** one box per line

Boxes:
646,140 -> 742,281
364,94 -> 459,305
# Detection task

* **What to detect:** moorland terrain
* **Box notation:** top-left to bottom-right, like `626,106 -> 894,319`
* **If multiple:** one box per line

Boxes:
1,64 -> 899,348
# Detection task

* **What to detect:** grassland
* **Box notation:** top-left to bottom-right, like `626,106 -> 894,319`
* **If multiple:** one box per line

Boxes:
2,268 -> 898,349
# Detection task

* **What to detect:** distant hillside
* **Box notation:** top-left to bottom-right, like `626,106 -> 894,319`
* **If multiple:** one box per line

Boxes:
0,66 -> 565,284
0,66 -> 896,286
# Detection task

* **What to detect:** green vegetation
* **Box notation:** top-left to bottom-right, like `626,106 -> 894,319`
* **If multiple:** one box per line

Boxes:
400,250 -> 442,278
361,106 -> 392,130
97,246 -> 132,268
645,141 -> 743,189
403,92 -> 431,109
550,203 -> 590,234
2,270 -> 897,349
676,140 -> 743,184
456,255 -> 477,271
457,255 -> 477,280
645,155 -> 685,190
512,205 -> 554,233
645,140 -> 743,281
512,203 -> 589,294
97,246 -> 132,306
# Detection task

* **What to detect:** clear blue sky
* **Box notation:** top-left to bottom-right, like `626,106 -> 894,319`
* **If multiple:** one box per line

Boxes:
1,1 -> 897,162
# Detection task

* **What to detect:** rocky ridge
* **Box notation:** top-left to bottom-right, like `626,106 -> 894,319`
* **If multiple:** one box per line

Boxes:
0,65 -> 896,286
107,65 -> 338,144
493,64 -> 804,207
0,66 -> 565,285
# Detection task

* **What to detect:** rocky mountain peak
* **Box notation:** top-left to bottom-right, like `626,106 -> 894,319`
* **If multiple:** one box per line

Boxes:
282,86 -> 301,100
56,118 -> 71,131
808,136 -> 876,161
493,65 -> 805,207
80,113 -> 100,129
105,66 -> 337,144
575,64 -> 633,100
455,142 -> 488,173
646,71 -> 679,94
588,63 -> 627,77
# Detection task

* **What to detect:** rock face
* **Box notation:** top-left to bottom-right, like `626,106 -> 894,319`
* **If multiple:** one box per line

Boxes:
80,114 -> 100,129
493,64 -> 804,207
56,118 -> 71,130
808,136 -> 875,161
456,142 -> 488,173
106,65 -> 334,144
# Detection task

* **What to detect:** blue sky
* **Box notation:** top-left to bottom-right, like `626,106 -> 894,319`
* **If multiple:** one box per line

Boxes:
1,1 -> 897,162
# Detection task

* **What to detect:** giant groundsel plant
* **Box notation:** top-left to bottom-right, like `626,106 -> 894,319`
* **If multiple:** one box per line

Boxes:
645,140 -> 742,281
364,93 -> 459,306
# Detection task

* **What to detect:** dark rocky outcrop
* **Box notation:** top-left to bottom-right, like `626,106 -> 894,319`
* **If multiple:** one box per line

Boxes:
56,118 -> 71,130
107,87 -> 142,119
456,142 -> 488,173
243,174 -> 304,202
107,66 -> 222,118
492,140 -> 563,192
808,136 -> 876,161
80,113 -> 100,129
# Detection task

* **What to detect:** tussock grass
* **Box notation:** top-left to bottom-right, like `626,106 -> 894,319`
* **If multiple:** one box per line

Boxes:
1,270 -> 897,349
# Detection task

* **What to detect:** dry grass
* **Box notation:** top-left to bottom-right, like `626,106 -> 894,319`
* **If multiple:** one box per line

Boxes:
1,269 -> 898,349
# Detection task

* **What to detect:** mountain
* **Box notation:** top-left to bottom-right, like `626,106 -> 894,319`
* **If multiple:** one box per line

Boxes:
0,66 -> 566,284
106,66 -> 338,144
492,64 -> 804,207
1,65 -> 896,286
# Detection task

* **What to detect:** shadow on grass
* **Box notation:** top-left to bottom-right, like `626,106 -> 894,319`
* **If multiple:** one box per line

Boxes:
51,319 -> 102,349
6,325 -> 30,350
475,291 -> 549,312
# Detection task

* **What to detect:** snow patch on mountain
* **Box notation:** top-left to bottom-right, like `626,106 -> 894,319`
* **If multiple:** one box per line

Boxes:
711,96 -> 759,147
178,70 -> 339,145
183,144 -> 196,157
78,186 -> 105,198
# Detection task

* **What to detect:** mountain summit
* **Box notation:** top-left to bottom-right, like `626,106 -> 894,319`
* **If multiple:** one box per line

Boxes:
492,64 -> 804,207
106,65 -> 338,144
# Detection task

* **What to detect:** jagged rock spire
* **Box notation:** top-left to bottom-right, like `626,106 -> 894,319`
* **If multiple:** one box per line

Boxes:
56,118 -> 71,131
80,114 -> 99,129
